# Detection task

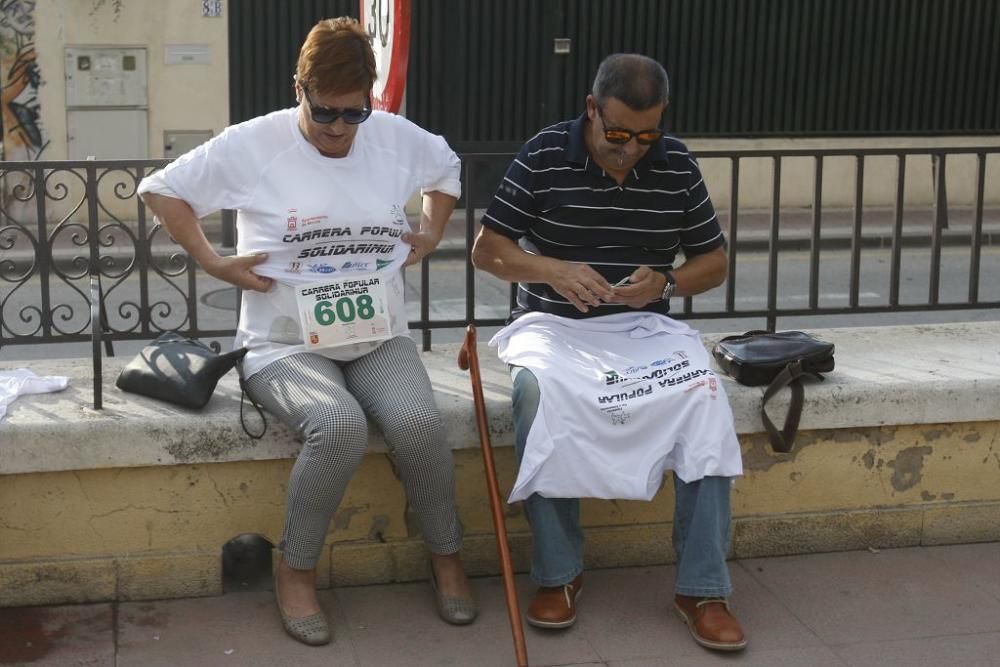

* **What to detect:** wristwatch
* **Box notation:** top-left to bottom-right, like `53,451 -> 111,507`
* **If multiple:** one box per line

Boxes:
660,271 -> 677,301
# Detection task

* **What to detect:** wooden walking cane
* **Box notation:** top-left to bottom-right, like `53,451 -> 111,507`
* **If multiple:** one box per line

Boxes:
458,324 -> 529,667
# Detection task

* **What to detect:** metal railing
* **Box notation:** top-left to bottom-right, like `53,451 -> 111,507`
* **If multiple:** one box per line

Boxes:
2,147 -> 998,409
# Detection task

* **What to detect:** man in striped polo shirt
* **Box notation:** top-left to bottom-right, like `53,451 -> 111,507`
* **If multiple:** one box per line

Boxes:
472,54 -> 746,652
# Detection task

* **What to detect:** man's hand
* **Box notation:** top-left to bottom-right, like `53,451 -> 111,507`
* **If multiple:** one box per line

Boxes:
204,253 -> 273,293
548,262 -> 615,313
401,230 -> 442,267
607,266 -> 666,309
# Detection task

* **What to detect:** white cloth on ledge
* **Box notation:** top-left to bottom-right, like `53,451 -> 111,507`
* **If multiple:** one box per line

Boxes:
0,369 -> 69,421
491,311 -> 743,503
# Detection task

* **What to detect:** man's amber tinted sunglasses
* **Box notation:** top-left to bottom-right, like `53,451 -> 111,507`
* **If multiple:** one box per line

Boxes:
597,105 -> 663,145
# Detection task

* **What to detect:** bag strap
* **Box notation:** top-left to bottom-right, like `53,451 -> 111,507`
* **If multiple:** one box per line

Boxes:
238,377 -> 268,440
760,360 -> 806,453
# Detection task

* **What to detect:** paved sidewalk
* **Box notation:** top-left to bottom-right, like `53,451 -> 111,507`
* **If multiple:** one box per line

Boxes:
2,543 -> 999,667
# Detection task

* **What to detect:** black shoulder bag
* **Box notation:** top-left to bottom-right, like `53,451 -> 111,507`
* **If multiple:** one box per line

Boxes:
115,332 -> 268,438
712,330 -> 835,453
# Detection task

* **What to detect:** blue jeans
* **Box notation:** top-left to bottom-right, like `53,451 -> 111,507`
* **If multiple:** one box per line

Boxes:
511,366 -> 733,597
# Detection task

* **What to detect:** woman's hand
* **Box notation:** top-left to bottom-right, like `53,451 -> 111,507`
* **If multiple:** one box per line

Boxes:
141,193 -> 273,293
401,230 -> 442,267
404,190 -> 457,267
204,253 -> 273,292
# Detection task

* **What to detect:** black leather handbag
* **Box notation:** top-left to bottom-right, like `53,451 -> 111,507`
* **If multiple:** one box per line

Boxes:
115,332 -> 247,410
712,330 -> 835,453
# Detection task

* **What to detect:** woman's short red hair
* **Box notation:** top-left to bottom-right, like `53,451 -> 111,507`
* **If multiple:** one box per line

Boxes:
296,17 -> 377,97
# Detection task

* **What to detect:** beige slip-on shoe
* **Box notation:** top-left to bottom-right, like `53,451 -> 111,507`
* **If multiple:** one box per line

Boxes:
429,563 -> 479,625
274,576 -> 331,646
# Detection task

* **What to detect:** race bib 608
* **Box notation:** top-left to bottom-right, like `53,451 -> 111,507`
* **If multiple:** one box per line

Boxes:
295,274 -> 392,350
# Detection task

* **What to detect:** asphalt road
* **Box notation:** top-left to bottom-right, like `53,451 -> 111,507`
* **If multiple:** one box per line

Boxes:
2,246 -> 997,361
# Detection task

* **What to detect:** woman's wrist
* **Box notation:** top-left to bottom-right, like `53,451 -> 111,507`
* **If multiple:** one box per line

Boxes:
199,251 -> 227,277
419,226 -> 445,243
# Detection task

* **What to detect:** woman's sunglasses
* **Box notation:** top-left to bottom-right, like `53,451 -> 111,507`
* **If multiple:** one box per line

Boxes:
597,105 -> 663,145
302,88 -> 372,125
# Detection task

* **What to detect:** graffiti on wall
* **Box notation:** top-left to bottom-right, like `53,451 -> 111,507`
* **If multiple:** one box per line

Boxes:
0,0 -> 48,162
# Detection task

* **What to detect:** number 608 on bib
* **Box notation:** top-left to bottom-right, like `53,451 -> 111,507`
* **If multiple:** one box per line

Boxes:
295,274 -> 392,349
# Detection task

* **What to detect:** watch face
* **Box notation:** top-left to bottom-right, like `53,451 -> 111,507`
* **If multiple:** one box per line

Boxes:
661,271 -> 676,300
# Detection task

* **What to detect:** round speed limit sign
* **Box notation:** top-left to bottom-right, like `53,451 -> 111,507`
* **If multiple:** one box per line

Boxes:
360,0 -> 411,113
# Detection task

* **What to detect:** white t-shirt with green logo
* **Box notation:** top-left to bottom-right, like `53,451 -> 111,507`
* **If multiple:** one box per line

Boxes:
139,108 -> 460,377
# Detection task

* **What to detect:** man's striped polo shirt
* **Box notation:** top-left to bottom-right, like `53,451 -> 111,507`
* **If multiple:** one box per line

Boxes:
481,112 -> 725,319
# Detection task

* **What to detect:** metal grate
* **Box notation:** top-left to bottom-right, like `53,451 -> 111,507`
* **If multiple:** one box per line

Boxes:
228,0 -> 358,124
405,0 -> 1000,148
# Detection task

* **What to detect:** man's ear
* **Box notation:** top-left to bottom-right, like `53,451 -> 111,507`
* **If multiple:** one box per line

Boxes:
585,94 -> 598,120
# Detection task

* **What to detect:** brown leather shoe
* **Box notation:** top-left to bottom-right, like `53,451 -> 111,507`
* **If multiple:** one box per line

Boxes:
526,574 -> 583,629
674,595 -> 747,652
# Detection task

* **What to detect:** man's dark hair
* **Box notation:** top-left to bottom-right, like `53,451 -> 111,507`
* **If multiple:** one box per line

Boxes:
592,53 -> 670,110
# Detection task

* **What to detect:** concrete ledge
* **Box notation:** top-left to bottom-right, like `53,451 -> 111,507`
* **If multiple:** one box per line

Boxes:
6,500 -> 998,607
3,321 -> 999,476
1,433 -> 998,605
2,322 -> 1000,607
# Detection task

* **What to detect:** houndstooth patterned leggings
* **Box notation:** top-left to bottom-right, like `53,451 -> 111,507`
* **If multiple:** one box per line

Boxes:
244,336 -> 463,569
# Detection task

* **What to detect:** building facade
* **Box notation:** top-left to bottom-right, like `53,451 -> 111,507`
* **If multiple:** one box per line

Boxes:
4,0 -> 999,212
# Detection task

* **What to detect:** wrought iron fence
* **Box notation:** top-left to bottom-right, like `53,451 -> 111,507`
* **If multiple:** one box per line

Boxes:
2,147 -> 998,409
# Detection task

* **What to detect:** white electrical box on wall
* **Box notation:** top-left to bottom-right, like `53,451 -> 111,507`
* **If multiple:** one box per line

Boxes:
164,130 -> 213,158
65,47 -> 148,159
68,109 -> 148,160
65,47 -> 148,108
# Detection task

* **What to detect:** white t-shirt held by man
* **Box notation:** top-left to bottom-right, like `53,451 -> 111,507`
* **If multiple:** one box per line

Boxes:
492,311 -> 744,502
138,108 -> 461,377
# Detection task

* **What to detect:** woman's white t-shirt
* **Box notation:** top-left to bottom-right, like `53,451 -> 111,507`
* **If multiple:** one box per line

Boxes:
138,108 -> 461,377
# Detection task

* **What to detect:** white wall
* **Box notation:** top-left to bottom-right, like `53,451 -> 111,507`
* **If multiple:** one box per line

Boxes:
35,0 -> 229,160
17,0 -> 229,223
